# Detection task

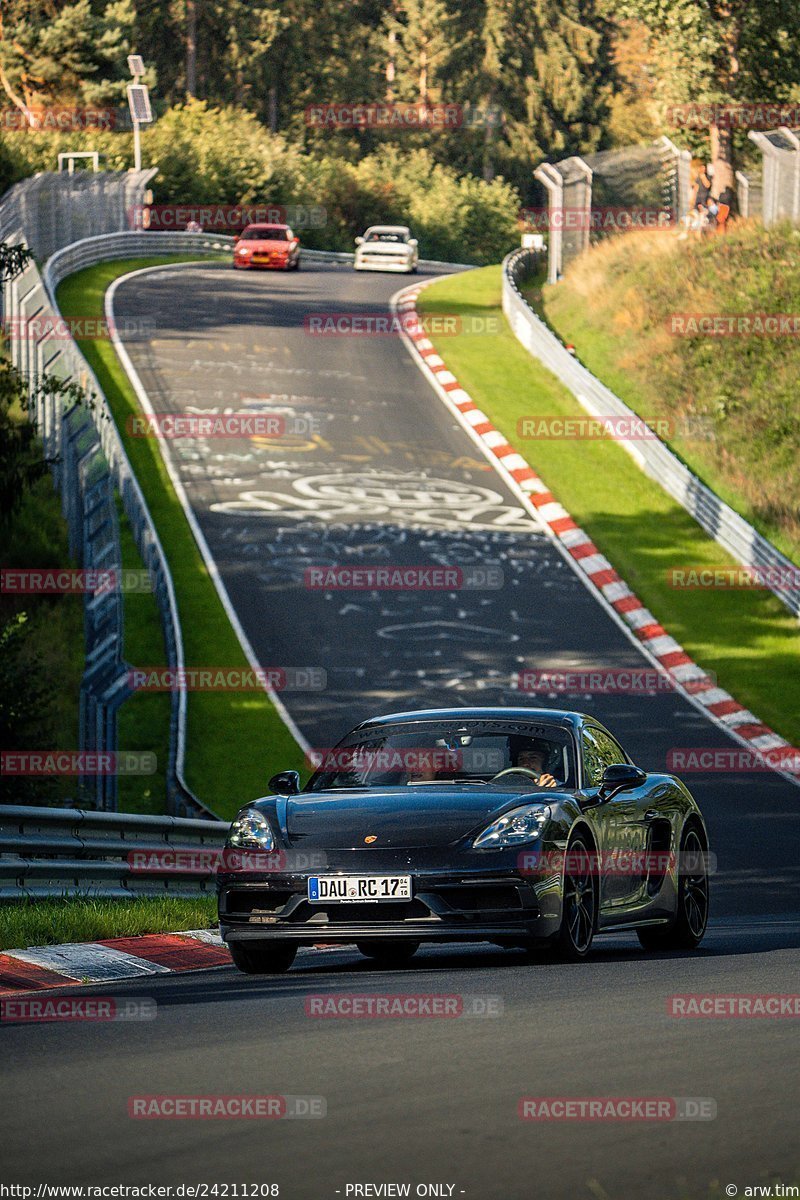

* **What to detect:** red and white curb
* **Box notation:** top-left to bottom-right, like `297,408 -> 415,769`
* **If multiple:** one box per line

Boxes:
393,282 -> 800,786
0,932 -> 349,996
0,930 -> 231,995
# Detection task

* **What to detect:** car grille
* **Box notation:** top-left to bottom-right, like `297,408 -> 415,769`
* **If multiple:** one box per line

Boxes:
439,885 -> 524,912
223,889 -> 293,916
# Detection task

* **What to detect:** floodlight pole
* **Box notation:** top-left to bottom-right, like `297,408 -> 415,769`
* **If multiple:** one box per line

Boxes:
133,117 -> 142,172
129,58 -> 145,172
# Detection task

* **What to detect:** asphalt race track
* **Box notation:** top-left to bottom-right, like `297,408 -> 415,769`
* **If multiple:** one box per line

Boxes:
4,261 -> 797,1198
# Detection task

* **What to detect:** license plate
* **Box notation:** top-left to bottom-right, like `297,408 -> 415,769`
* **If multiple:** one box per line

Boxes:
253,255 -> 272,263
308,875 -> 412,903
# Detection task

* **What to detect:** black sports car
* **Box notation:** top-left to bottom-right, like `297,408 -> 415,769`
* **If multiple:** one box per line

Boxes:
217,708 -> 710,973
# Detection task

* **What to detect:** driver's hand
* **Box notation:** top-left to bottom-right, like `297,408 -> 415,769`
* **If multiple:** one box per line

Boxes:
538,773 -> 557,788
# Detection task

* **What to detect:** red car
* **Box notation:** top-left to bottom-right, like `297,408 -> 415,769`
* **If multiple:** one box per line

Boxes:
233,223 -> 301,270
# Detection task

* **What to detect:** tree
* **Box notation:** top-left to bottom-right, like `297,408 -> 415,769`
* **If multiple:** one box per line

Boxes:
612,0 -> 800,195
0,357 -> 50,526
0,0 -> 139,116
383,0 -> 459,108
454,0 -> 614,194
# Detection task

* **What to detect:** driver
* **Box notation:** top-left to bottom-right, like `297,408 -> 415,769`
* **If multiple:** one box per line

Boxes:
512,737 -> 558,788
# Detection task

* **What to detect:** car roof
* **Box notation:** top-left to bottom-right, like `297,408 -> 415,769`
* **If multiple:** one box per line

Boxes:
242,223 -> 289,232
355,707 -> 590,732
364,225 -> 410,234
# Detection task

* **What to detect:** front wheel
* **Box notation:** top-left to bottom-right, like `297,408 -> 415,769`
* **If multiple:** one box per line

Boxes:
638,826 -> 709,951
229,940 -> 297,974
553,836 -> 596,961
357,940 -> 419,966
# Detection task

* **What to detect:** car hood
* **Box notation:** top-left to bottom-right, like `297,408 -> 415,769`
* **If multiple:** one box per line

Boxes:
280,786 -> 560,849
241,239 -> 290,250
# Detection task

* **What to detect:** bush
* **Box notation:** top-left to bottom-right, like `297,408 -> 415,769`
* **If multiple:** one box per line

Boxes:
1,101 -> 521,265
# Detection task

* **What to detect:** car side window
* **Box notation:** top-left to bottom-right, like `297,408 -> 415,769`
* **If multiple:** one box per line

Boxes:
582,726 -> 628,787
581,728 -> 605,787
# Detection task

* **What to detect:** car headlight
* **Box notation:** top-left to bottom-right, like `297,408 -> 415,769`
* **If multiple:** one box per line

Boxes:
236,247 -> 250,255
473,804 -> 550,849
226,808 -> 275,850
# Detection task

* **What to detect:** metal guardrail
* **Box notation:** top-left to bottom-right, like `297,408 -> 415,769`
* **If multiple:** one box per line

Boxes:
502,248 -> 800,620
0,805 -> 228,901
2,230 -> 209,817
3,220 -> 468,818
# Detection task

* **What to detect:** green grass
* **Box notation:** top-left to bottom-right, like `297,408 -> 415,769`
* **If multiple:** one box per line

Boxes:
539,224 -> 800,565
0,895 -> 217,952
418,266 -> 800,747
56,255 -> 306,819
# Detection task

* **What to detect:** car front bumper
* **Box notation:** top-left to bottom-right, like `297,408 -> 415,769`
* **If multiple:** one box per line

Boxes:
234,255 -> 295,269
218,863 -> 563,946
354,257 -> 415,273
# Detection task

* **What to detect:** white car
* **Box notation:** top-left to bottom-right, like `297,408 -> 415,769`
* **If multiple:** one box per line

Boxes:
354,225 -> 419,273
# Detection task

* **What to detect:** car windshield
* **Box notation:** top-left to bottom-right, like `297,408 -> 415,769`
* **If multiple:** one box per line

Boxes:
241,226 -> 288,240
365,230 -> 409,243
305,721 -> 575,791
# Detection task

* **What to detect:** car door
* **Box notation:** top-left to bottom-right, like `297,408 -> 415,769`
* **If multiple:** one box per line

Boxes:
581,724 -> 652,913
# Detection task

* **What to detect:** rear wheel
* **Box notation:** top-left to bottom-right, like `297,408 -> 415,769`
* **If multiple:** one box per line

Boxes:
229,940 -> 297,974
638,826 -> 709,951
357,940 -> 419,965
553,836 -> 596,961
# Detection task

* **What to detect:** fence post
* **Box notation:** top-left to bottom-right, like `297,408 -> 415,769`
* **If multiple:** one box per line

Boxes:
533,163 -> 563,285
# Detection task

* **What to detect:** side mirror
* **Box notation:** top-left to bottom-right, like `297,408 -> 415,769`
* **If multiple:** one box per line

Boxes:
234,235 -> 241,243
355,236 -> 364,245
269,770 -> 300,796
409,238 -> 418,247
599,763 -> 647,798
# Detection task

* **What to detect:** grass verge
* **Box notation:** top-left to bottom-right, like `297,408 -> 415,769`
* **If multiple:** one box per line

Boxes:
56,255 -> 306,819
536,224 -> 800,564
0,895 -> 217,952
418,266 -> 800,747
